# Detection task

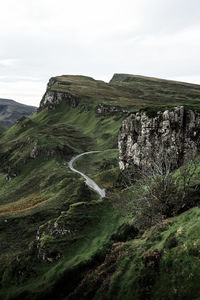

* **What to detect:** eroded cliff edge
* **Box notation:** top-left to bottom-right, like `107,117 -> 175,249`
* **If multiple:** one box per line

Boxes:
118,106 -> 200,170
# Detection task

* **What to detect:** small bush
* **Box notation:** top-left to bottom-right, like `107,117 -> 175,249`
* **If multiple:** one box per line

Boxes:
118,155 -> 200,232
111,223 -> 138,242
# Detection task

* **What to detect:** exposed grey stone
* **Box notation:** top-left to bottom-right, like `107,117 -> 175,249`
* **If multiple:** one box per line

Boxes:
30,144 -> 39,159
36,214 -> 77,262
39,91 -> 80,110
118,106 -> 200,170
96,104 -> 128,116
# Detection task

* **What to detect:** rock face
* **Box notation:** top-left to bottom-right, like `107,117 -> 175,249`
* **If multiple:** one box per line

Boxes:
36,215 -> 77,262
39,91 -> 80,110
40,90 -> 128,117
30,144 -> 39,159
95,104 -> 128,116
118,106 -> 200,170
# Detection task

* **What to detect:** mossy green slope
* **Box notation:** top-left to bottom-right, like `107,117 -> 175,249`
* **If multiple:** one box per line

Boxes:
0,83 -> 125,300
110,73 -> 200,106
0,100 -> 122,252
71,206 -> 200,300
0,74 -> 200,299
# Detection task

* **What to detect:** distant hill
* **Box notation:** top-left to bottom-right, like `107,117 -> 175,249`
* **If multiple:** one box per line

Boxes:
0,98 -> 37,127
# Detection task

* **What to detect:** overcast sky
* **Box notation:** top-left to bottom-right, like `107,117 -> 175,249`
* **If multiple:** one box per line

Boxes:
0,0 -> 200,106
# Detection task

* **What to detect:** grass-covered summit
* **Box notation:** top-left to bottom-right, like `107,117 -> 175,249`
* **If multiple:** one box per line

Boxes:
41,73 -> 200,110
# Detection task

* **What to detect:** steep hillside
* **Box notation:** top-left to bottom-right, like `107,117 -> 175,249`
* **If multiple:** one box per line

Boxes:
0,98 -> 36,127
0,74 -> 200,300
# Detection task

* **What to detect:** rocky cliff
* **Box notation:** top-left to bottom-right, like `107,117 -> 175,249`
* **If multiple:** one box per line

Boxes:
39,90 -> 80,110
40,90 -> 128,116
118,106 -> 200,170
39,76 -> 131,116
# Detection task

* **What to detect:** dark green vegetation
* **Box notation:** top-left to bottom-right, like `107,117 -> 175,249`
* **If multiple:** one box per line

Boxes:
1,74 -> 200,299
0,98 -> 36,127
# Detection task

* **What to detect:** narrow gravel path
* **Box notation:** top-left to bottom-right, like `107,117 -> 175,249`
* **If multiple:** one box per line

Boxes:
68,151 -> 106,198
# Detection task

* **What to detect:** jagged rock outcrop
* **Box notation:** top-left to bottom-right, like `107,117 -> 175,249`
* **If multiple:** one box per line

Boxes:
40,90 -> 128,117
118,106 -> 200,170
36,213 -> 77,262
95,104 -> 128,116
39,91 -> 80,110
30,144 -> 39,159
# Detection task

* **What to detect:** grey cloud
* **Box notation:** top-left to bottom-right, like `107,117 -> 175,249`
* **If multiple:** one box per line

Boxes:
1,0 -> 200,106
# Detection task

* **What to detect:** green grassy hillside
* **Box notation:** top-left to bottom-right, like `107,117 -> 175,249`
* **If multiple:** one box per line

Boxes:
0,74 -> 200,299
45,73 -> 200,110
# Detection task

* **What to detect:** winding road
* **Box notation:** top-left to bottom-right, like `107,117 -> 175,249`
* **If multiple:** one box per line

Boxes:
68,151 -> 106,198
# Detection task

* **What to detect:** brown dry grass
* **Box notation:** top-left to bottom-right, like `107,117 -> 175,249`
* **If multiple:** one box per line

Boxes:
0,193 -> 50,216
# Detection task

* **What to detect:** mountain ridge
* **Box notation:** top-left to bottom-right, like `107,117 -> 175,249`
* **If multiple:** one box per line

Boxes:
39,73 -> 200,113
0,98 -> 37,127
110,73 -> 200,86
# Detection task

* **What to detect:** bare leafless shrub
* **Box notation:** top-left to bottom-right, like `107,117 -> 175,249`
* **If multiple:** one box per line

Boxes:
114,150 -> 200,232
